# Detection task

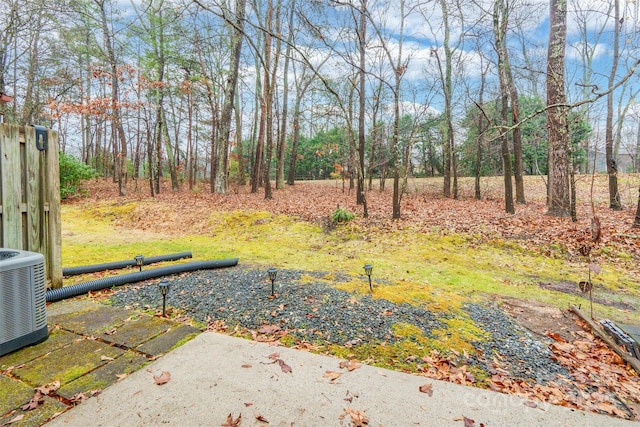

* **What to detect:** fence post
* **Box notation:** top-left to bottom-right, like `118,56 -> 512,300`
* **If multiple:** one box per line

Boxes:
46,130 -> 62,289
0,124 -> 62,289
0,124 -> 22,248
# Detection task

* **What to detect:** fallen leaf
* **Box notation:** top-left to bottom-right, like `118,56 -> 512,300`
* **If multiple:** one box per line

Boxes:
221,413 -> 241,426
524,401 -> 537,408
104,329 -> 117,335
463,416 -> 475,427
255,414 -> 269,423
241,364 -> 252,369
545,332 -> 566,343
70,392 -> 88,404
339,360 -> 362,371
101,355 -> 115,361
153,371 -> 171,385
208,319 -> 228,332
341,408 -> 368,426
37,381 -> 60,395
21,390 -> 45,411
259,324 -> 281,335
324,371 -> 342,382
116,373 -> 128,381
267,352 -> 280,361
4,414 -> 24,424
419,383 -> 433,396
244,402 -> 253,407
278,359 -> 292,373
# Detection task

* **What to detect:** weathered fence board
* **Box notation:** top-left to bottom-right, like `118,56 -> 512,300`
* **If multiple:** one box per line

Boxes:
0,124 -> 62,289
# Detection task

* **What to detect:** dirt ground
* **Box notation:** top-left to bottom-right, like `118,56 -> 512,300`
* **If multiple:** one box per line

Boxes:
498,297 -> 584,341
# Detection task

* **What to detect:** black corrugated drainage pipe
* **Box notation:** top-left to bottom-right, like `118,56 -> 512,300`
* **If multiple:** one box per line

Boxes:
47,258 -> 238,302
62,252 -> 193,276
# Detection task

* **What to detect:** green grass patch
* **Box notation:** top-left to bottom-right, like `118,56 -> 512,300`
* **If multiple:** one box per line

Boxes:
61,203 -> 640,326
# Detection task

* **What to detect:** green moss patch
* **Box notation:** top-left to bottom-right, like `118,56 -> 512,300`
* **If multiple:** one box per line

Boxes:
49,305 -> 133,337
429,316 -> 489,354
57,351 -> 148,399
12,339 -> 124,386
0,375 -> 34,416
0,396 -> 68,427
100,315 -> 175,348
0,330 -> 76,369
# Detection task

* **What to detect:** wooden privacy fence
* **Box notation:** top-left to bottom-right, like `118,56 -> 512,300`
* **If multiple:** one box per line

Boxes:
0,124 -> 62,289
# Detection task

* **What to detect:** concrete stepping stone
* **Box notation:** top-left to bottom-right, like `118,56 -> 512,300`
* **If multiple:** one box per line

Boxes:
12,339 -> 124,387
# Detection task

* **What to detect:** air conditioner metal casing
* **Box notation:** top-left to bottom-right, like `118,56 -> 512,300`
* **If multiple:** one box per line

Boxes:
0,249 -> 48,356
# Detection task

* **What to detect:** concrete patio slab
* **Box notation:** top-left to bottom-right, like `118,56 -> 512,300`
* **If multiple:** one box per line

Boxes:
47,332 -> 639,427
136,324 -> 200,357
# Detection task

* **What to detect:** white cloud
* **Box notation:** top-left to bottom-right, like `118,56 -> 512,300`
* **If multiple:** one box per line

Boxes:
567,42 -> 609,61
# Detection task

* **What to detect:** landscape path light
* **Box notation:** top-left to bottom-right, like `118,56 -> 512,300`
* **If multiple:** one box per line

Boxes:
158,280 -> 171,317
268,268 -> 278,296
363,264 -> 373,292
134,255 -> 145,272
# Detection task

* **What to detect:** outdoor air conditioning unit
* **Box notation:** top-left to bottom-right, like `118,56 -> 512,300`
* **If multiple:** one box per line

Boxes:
0,249 -> 48,356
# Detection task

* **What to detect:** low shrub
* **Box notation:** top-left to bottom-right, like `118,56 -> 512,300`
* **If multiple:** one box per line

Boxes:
59,152 -> 97,199
331,206 -> 355,223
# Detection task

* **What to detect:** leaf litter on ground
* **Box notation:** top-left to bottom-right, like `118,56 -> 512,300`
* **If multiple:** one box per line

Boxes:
78,178 -> 640,420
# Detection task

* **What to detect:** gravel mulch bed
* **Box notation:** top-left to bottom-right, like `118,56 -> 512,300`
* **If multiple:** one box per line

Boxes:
109,266 -> 571,385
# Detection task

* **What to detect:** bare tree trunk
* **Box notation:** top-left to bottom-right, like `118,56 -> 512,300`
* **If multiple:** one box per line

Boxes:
20,20 -> 41,126
368,108 -> 380,191
634,185 -> 640,227
214,0 -> 246,194
235,90 -> 246,186
194,27 -> 219,194
262,0 -> 275,200
435,0 -> 454,198
546,0 -> 570,217
493,0 -> 525,204
287,90 -> 303,185
494,0 -> 514,214
186,75 -> 194,190
356,0 -> 368,218
475,61 -> 489,200
286,70 -> 312,186
606,0 -> 622,210
147,119 -> 155,197
162,107 -> 179,190
635,118 -> 640,173
97,0 -> 128,196
276,0 -> 294,190
249,28 -> 263,190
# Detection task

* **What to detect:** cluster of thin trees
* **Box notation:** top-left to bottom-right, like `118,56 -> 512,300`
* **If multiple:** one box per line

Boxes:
1,0 -> 639,224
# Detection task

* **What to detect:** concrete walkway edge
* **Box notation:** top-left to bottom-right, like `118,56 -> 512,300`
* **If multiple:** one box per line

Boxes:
47,332 -> 637,426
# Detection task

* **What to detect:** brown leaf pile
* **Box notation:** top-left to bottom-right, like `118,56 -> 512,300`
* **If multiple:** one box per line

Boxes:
21,381 -> 60,411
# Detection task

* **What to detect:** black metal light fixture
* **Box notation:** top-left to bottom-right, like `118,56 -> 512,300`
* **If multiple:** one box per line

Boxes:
363,264 -> 373,292
158,280 -> 171,317
134,255 -> 145,272
267,268 -> 278,296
